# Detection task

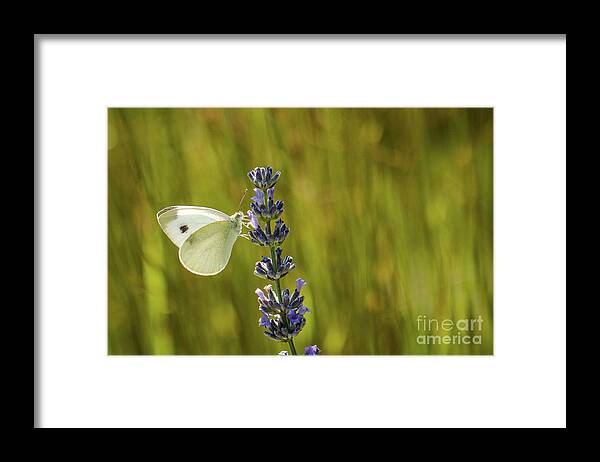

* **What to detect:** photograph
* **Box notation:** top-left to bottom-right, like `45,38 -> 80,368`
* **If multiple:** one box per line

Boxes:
108,108 -> 494,355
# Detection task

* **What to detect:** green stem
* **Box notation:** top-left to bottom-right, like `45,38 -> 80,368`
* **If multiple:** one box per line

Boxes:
288,338 -> 298,355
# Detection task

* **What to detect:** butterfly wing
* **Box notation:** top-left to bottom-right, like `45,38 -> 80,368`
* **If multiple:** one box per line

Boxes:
157,206 -> 230,248
178,220 -> 240,275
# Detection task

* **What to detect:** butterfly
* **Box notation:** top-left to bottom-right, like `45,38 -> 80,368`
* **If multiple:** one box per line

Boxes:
157,205 -> 247,276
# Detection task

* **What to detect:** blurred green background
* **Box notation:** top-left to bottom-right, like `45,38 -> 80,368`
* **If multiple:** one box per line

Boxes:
108,108 -> 493,355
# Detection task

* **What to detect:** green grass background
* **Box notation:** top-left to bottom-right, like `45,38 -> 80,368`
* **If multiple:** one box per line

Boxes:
108,108 -> 493,355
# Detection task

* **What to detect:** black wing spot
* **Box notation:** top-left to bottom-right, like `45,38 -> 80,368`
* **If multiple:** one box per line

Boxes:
180,225 -> 189,233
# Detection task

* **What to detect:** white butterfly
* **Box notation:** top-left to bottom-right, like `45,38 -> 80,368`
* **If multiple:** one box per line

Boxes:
157,206 -> 246,276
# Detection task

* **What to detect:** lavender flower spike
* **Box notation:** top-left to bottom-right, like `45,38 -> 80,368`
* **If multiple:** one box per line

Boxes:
247,166 -> 316,356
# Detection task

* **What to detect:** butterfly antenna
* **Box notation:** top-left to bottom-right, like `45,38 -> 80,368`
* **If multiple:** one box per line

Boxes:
237,188 -> 249,210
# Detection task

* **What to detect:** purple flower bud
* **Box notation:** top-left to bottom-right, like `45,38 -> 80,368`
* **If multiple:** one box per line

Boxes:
255,288 -> 267,302
287,309 -> 301,325
283,288 -> 291,304
298,305 -> 310,315
264,284 -> 274,298
247,210 -> 259,229
251,188 -> 265,204
296,278 -> 306,292
304,345 -> 321,356
259,314 -> 271,327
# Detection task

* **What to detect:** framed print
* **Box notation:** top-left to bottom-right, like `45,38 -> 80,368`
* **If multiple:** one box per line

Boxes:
35,35 -> 565,428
